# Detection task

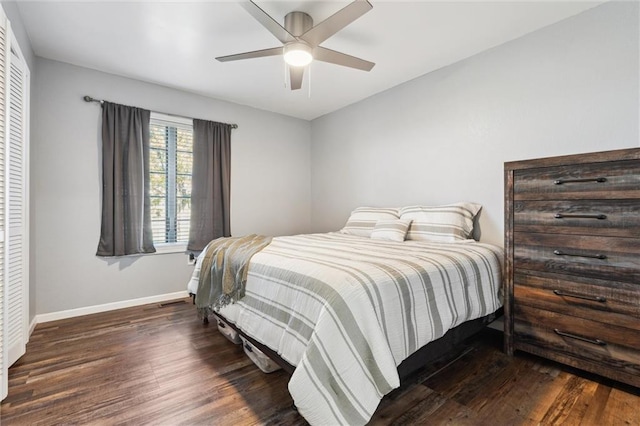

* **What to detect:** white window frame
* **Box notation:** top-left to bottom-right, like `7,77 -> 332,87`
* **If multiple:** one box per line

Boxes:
149,112 -> 193,254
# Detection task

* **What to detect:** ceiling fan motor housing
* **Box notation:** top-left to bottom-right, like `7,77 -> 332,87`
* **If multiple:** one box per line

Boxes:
284,11 -> 313,36
283,11 -> 314,67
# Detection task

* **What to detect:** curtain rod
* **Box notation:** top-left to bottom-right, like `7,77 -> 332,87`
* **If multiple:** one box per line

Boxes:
83,96 -> 238,129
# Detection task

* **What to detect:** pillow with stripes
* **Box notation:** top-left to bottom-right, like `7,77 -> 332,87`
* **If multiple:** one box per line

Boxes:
370,218 -> 413,242
400,203 -> 481,242
340,207 -> 400,237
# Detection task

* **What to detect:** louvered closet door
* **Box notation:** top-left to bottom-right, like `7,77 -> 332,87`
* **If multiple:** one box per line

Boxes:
5,37 -> 28,370
0,7 -> 7,402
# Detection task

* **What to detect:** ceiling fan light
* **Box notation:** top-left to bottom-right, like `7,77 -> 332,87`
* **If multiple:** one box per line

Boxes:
283,42 -> 313,67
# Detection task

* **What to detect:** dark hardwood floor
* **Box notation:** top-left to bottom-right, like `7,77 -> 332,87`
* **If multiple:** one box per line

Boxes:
2,298 -> 639,425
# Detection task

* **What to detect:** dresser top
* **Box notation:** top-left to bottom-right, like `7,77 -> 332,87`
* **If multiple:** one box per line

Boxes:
505,147 -> 640,171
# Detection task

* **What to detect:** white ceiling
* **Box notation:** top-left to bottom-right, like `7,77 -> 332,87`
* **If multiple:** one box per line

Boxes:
17,1 -> 603,120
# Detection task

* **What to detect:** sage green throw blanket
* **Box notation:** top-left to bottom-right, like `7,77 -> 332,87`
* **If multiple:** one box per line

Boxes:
196,234 -> 272,315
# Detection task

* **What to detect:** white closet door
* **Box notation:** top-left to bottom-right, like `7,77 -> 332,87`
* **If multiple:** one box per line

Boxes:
0,6 -> 7,402
5,32 -> 28,370
0,11 -> 29,402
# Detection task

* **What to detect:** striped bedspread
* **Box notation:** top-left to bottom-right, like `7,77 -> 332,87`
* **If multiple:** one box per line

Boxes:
204,233 -> 503,425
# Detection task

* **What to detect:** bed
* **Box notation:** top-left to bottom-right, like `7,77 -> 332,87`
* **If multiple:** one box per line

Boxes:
188,205 -> 504,425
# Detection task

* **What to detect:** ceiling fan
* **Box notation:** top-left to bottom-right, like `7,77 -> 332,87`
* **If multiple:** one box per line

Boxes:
216,0 -> 375,90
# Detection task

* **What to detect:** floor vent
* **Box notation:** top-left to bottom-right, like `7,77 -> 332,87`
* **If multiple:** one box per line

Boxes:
158,300 -> 187,308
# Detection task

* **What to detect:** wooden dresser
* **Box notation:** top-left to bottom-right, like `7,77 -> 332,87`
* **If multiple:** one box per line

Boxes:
504,147 -> 640,388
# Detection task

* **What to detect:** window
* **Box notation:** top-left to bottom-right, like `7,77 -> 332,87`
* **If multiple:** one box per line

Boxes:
149,113 -> 193,245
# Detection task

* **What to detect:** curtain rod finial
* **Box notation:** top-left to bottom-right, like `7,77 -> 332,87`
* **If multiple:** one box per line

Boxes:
84,95 -> 103,104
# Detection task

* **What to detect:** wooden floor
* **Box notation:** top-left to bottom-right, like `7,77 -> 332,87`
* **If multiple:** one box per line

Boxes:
2,298 -> 639,425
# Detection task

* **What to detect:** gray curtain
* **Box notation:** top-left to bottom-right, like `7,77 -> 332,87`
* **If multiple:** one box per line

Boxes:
96,101 -> 155,256
188,119 -> 232,251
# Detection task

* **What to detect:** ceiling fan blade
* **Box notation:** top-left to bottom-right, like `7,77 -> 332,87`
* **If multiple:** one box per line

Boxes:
289,66 -> 304,90
300,0 -> 372,47
241,1 -> 295,44
314,47 -> 375,71
216,47 -> 283,62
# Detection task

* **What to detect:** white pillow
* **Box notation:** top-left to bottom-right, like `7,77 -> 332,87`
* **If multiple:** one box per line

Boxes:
370,218 -> 412,242
400,203 -> 481,242
340,207 -> 399,237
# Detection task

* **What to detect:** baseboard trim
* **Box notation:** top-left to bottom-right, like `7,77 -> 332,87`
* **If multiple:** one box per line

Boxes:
29,316 -> 37,337
36,291 -> 190,324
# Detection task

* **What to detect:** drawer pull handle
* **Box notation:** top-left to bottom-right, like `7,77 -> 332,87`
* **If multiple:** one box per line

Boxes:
553,289 -> 607,303
244,342 -> 253,353
553,177 -> 607,185
554,213 -> 607,220
553,250 -> 607,260
554,329 -> 607,346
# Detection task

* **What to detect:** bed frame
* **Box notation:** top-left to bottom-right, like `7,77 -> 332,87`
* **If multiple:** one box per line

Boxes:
192,293 -> 501,384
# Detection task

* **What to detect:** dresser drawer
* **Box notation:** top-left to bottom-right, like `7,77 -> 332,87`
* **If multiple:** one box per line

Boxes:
513,160 -> 640,200
513,271 -> 640,330
513,306 -> 640,387
514,232 -> 640,283
513,199 -> 640,237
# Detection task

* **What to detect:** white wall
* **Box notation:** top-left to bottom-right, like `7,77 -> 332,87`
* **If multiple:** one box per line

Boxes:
32,58 -> 311,315
310,1 -> 639,246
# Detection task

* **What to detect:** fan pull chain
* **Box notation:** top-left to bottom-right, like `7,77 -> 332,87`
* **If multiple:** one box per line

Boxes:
284,60 -> 288,88
308,63 -> 312,99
